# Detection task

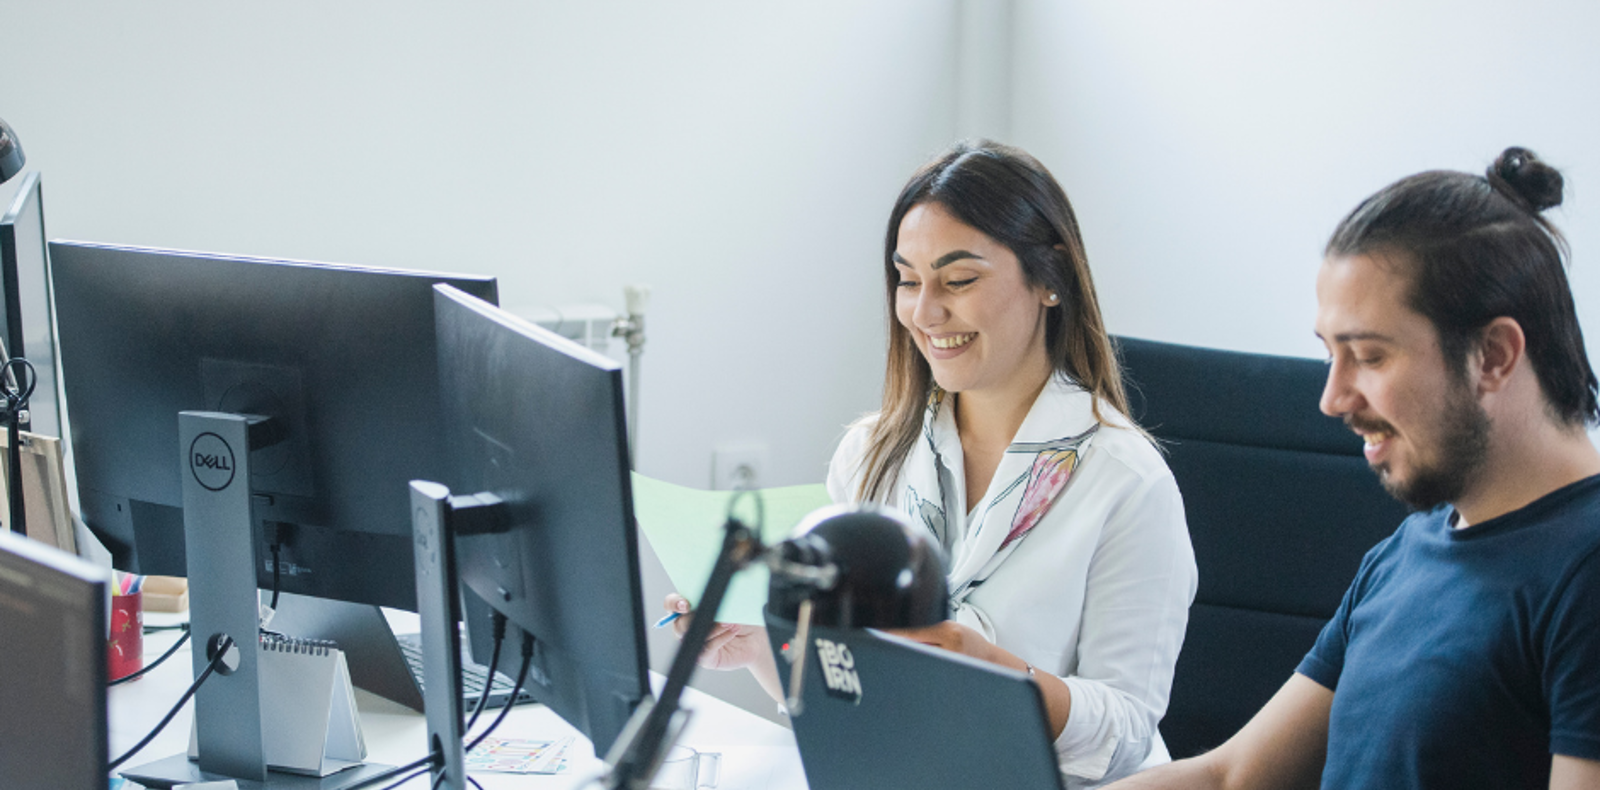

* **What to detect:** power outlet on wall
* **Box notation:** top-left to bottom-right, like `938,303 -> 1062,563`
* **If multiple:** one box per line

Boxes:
711,444 -> 769,491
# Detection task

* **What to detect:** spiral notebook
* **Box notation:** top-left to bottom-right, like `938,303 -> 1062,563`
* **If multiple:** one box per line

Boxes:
188,633 -> 368,777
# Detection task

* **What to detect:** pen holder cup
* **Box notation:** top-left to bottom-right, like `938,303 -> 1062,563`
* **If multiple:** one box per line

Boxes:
108,591 -> 144,681
651,745 -> 720,790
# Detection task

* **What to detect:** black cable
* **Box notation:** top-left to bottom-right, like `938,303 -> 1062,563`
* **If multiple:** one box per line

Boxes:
1,358 -> 36,404
108,635 -> 233,773
376,766 -> 431,789
269,542 -> 282,612
142,623 -> 189,633
419,615 -> 511,790
426,771 -> 487,790
464,633 -> 533,755
109,627 -> 190,686
352,623 -> 525,790
464,612 -> 507,732
340,754 -> 436,790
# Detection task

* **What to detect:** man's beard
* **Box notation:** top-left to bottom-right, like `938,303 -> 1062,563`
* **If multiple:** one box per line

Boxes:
1358,382 -> 1491,512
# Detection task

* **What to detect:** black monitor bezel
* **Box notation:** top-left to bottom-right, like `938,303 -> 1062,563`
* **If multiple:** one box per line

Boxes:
432,283 -> 651,757
52,240 -> 499,611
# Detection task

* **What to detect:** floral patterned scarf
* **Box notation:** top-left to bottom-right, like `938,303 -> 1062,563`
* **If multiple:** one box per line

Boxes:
898,378 -> 1098,616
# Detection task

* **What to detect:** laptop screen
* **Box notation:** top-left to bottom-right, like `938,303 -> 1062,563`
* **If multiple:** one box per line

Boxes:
767,614 -> 1063,790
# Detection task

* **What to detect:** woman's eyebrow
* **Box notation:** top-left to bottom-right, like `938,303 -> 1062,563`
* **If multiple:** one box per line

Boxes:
891,250 -> 984,269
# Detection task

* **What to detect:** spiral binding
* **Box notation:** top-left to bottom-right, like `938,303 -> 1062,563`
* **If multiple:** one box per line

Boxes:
259,632 -> 338,656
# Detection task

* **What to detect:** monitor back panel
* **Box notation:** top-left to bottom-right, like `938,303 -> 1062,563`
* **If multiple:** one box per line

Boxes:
433,285 -> 650,757
50,241 -> 498,610
767,617 -> 1063,790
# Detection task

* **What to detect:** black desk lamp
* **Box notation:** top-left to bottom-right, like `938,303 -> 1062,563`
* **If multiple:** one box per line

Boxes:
0,115 -> 32,536
0,117 -> 23,186
765,504 -> 949,714
604,501 -> 948,790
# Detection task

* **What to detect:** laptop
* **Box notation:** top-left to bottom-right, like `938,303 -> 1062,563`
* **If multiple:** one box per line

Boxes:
395,631 -> 532,709
766,615 -> 1065,790
270,592 -> 533,713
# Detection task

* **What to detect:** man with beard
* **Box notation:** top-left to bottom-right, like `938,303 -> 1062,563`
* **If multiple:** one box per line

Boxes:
1109,147 -> 1600,790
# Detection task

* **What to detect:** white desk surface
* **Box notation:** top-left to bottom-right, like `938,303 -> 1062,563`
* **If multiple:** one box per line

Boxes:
111,613 -> 808,789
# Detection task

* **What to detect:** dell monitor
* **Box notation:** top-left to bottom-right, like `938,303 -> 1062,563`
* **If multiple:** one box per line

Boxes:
0,528 -> 111,790
0,172 -> 60,439
414,284 -> 649,787
51,241 -> 497,786
51,241 -> 497,610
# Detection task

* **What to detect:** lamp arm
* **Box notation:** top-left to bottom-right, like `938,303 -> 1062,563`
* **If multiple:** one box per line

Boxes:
604,515 -> 762,790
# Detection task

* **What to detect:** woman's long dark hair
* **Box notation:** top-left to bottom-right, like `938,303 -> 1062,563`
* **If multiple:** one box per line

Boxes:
856,139 -> 1133,502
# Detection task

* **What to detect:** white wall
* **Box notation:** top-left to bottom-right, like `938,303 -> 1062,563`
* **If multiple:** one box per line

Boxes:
1012,0 -> 1600,364
11,0 -> 1598,719
35,2 -> 1593,482
1,0 -> 974,721
0,1 -> 962,489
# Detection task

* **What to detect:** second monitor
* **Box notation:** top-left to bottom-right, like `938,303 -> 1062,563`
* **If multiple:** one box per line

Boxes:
412,284 -> 650,788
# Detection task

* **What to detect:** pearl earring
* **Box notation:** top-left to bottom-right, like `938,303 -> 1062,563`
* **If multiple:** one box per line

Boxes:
1047,293 -> 1059,303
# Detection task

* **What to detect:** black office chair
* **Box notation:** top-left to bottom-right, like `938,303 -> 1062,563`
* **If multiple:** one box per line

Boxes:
1113,336 -> 1408,759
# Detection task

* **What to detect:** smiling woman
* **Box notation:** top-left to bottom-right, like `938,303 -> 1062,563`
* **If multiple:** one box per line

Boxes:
860,140 -> 1132,504
667,140 -> 1198,788
890,202 -> 1057,457
836,141 -> 1196,786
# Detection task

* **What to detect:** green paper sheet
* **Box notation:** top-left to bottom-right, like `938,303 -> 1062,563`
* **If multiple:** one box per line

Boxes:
631,472 -> 834,625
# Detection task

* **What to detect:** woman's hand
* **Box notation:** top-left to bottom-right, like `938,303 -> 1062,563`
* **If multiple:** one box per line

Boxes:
662,593 -> 770,672
888,619 -> 1072,738
662,594 -> 785,701
885,620 -> 1005,665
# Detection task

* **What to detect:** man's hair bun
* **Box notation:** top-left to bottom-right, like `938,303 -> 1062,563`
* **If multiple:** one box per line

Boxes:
1489,146 -> 1563,212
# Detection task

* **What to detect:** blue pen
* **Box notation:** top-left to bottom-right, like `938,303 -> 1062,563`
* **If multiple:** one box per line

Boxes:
653,611 -> 683,629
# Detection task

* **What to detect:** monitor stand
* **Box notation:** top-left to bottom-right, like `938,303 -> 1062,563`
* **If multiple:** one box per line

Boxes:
406,481 -> 518,790
120,411 -> 393,790
410,481 -> 470,790
122,755 -> 398,790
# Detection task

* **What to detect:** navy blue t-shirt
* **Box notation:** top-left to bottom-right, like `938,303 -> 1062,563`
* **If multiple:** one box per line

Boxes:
1298,474 -> 1600,789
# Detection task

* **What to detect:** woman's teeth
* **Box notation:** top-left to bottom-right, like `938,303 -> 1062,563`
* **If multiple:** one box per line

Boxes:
931,333 -> 976,349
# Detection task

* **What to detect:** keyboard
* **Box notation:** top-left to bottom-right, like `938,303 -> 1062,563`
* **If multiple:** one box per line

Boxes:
396,632 -> 535,710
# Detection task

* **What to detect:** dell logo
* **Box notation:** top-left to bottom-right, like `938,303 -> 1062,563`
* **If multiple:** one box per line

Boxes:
189,432 -> 237,492
194,453 -> 232,470
814,638 -> 862,704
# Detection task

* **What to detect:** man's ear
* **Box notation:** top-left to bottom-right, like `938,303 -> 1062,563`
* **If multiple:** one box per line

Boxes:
1474,317 -> 1526,393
